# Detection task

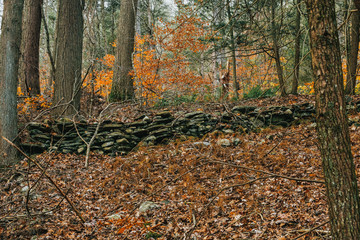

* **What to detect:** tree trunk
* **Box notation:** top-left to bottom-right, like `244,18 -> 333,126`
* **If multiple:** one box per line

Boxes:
345,1 -> 360,95
305,0 -> 360,238
53,0 -> 84,117
212,2 -> 221,98
227,0 -> 239,100
270,0 -> 286,96
110,0 -> 138,101
0,0 -> 24,166
291,0 -> 301,95
20,0 -> 43,96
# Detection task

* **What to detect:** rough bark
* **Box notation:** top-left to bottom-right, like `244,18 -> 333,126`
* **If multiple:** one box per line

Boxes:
53,0 -> 84,117
345,1 -> 360,95
305,0 -> 360,238
270,0 -> 286,96
291,0 -> 301,95
110,0 -> 138,101
227,0 -> 239,99
212,2 -> 221,98
20,0 -> 43,96
0,0 -> 24,166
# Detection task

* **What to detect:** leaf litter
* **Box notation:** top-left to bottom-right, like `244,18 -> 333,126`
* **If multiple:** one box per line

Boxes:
4,98 -> 360,239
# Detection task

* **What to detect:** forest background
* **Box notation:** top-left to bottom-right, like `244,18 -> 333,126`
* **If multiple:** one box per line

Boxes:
2,0 -> 360,239
16,0 -> 328,114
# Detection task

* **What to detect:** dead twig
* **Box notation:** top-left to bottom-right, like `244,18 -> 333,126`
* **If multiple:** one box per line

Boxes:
208,160 -> 324,184
2,137 -> 86,225
73,103 -> 115,168
292,221 -> 330,240
185,176 -> 272,240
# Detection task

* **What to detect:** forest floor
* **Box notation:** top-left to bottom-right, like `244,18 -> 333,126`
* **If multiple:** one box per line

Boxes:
2,95 -> 360,239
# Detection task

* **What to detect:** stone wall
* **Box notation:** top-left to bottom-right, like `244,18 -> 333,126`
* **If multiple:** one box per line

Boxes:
21,103 -> 318,155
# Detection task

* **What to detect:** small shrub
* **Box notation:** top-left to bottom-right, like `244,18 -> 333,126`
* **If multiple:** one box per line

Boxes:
154,93 -> 198,107
243,85 -> 278,99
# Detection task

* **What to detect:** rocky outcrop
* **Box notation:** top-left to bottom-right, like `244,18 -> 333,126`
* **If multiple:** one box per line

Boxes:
20,103 -> 317,155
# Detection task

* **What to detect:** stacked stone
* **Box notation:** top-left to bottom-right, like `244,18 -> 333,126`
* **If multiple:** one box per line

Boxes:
21,103 -> 318,155
173,111 -> 217,137
143,111 -> 174,145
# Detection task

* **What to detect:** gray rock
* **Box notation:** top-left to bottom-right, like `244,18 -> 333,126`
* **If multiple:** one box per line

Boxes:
193,141 -> 211,147
107,213 -> 122,220
101,141 -> 114,148
116,138 -> 130,145
21,186 -> 29,194
232,138 -> 241,146
108,132 -> 126,138
117,146 -> 132,152
125,129 -> 133,134
223,129 -> 234,134
102,123 -> 124,130
185,111 -> 205,119
32,134 -> 51,141
132,129 -> 148,138
284,109 -> 293,115
143,116 -> 151,122
217,139 -> 231,147
139,201 -> 159,212
150,128 -> 171,136
153,117 -> 174,124
128,121 -> 147,128
62,149 -> 73,154
77,147 -> 86,154
146,124 -> 168,132
156,111 -> 172,118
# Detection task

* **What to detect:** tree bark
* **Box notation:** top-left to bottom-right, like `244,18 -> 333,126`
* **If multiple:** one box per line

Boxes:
270,0 -> 286,96
110,0 -> 138,101
227,0 -> 239,99
53,0 -> 84,117
0,0 -> 24,166
20,0 -> 43,96
305,0 -> 360,238
345,1 -> 360,95
291,0 -> 301,95
212,2 -> 221,98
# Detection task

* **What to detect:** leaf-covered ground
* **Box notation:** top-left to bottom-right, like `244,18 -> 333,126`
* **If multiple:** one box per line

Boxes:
2,97 -> 360,239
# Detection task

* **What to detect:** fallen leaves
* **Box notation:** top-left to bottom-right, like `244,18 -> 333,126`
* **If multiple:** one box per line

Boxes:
4,99 -> 358,239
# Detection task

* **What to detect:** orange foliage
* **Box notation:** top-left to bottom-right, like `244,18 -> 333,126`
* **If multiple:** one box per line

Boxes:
17,60 -> 52,115
86,6 -> 212,104
234,48 -> 280,96
132,10 -> 211,104
82,54 -> 114,99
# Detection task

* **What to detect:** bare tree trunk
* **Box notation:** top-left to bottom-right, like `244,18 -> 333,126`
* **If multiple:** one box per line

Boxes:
110,0 -> 138,101
306,0 -> 360,238
20,0 -> 43,96
0,0 -> 24,165
135,0 -> 142,35
270,0 -> 286,96
345,1 -> 360,95
53,0 -> 84,117
227,0 -> 239,99
291,0 -> 301,95
212,1 -> 221,98
147,0 -> 153,36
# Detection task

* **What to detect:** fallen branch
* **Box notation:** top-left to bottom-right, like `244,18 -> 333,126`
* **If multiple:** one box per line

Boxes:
208,160 -> 325,184
292,221 -> 330,239
2,137 -> 86,224
73,103 -> 115,168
